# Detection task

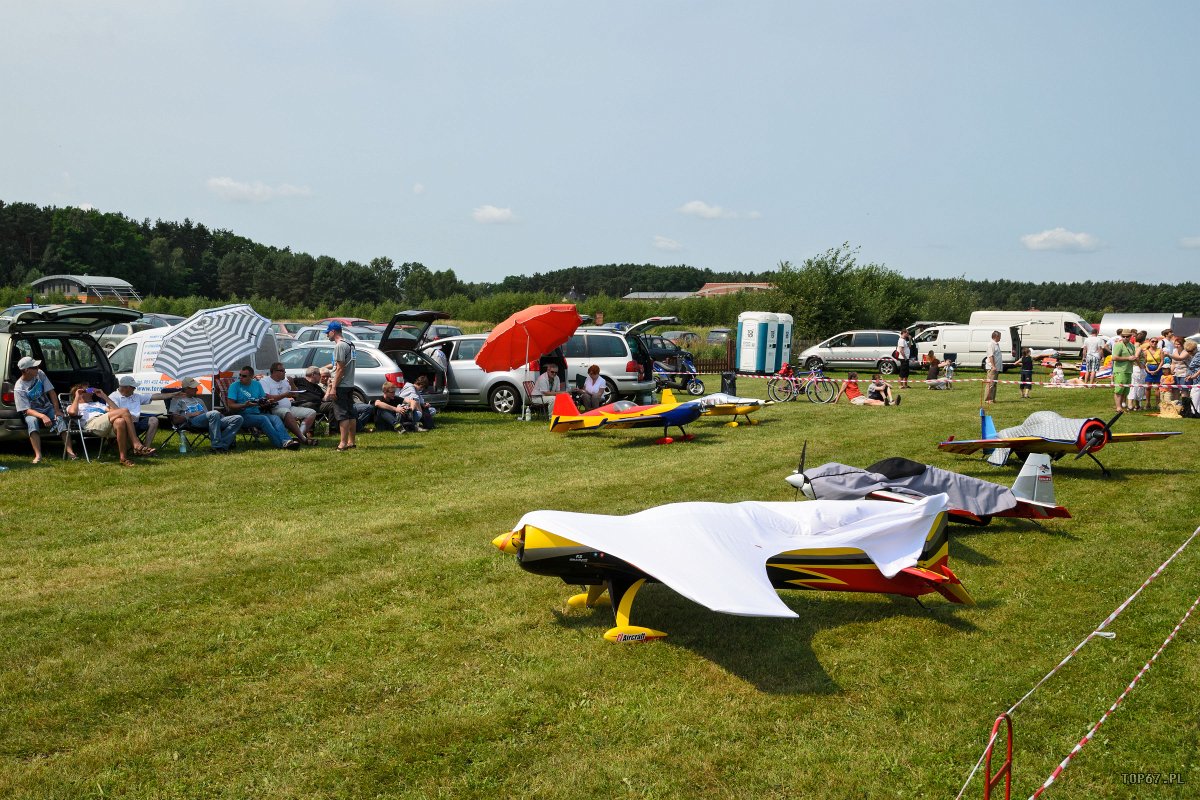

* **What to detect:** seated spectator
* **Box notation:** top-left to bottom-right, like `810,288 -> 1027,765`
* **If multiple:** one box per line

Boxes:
111,375 -> 177,449
260,362 -> 318,445
373,381 -> 417,432
580,364 -> 606,410
836,372 -> 891,406
14,356 -> 75,463
169,377 -> 243,452
224,366 -> 301,450
400,375 -> 437,430
67,384 -> 149,466
866,373 -> 899,405
924,350 -> 952,390
293,367 -> 330,414
531,364 -> 563,404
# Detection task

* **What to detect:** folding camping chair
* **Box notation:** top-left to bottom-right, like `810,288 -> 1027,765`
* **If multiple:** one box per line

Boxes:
522,380 -> 551,418
58,392 -> 107,462
158,412 -> 209,453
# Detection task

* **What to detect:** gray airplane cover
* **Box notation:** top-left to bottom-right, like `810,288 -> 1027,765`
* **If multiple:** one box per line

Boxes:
797,457 -> 1017,516
986,411 -> 1086,466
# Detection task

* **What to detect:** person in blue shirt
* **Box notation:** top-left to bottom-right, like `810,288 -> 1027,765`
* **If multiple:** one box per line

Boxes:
224,366 -> 300,450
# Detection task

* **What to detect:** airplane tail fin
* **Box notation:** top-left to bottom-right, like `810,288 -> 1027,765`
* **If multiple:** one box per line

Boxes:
1011,453 -> 1056,506
979,409 -> 1011,465
660,388 -> 678,406
980,408 -> 999,441
552,392 -> 581,417
909,509 -> 976,606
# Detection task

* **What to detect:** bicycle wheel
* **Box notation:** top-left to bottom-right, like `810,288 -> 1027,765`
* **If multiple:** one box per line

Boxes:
767,376 -> 793,403
810,378 -> 838,404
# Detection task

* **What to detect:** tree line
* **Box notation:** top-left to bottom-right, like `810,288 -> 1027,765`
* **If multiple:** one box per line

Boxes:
2,200 -> 1197,339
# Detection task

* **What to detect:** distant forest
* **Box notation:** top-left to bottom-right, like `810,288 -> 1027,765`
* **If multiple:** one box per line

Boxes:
2,200 -> 1198,328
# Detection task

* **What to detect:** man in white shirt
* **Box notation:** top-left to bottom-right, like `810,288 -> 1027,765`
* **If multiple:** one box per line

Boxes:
1082,329 -> 1105,380
983,331 -> 1002,405
111,375 -> 176,448
260,361 -> 318,444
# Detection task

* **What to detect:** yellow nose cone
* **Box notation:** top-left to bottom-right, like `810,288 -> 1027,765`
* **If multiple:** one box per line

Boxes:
492,532 -> 515,554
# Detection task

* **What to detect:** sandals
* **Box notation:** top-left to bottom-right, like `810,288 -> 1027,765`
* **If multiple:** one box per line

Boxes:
335,443 -> 357,452
134,446 -> 156,456
303,437 -> 319,446
120,458 -> 137,467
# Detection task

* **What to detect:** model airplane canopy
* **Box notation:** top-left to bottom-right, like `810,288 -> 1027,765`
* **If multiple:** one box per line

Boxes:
511,495 -> 950,618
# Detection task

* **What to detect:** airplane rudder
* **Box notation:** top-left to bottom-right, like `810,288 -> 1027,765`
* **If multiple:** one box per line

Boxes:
552,391 -> 580,417
1013,453 -> 1056,505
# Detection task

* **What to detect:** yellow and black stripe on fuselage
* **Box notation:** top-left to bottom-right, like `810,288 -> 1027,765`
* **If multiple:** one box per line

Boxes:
510,525 -> 651,587
764,510 -> 972,604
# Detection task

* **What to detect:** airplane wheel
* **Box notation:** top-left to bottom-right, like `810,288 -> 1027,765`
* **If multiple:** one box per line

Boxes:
656,436 -> 674,445
749,418 -> 760,425
682,433 -> 695,441
726,421 -> 738,427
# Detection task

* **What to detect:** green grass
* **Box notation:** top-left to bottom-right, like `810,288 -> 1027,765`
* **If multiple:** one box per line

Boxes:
2,375 -> 1197,799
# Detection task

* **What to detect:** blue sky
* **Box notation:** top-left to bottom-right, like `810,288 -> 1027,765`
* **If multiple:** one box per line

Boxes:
2,1 -> 1197,285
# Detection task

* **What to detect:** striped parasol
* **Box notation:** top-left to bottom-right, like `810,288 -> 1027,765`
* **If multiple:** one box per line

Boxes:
152,304 -> 272,378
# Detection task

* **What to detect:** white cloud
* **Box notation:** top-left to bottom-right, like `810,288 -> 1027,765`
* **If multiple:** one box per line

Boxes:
206,177 -> 313,203
1019,227 -> 1099,252
413,183 -> 425,195
653,235 -> 683,252
678,200 -> 760,220
1179,236 -> 1200,249
472,204 -> 516,224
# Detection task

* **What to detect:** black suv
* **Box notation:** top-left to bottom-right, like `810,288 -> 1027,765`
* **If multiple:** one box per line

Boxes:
1,305 -> 142,443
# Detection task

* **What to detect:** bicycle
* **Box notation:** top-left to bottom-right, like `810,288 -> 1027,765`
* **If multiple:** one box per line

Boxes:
766,363 -> 838,403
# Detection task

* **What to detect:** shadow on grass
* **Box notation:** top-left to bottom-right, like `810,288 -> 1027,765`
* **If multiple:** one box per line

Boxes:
551,585 -> 986,695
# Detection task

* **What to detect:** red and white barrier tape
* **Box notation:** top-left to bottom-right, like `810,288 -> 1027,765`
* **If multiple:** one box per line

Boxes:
1029,592 -> 1200,798
954,526 -> 1200,800
663,369 -> 1191,391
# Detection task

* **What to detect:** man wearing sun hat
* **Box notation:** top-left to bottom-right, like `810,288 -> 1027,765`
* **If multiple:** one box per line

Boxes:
111,375 -> 177,450
169,377 -> 244,452
14,355 -> 74,463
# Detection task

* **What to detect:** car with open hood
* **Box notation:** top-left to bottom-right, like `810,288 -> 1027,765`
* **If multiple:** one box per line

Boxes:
1,305 -> 142,442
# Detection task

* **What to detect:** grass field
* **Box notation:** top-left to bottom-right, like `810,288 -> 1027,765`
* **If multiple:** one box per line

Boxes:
2,372 -> 1197,799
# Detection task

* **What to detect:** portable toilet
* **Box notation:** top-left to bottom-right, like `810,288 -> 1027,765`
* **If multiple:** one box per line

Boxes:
775,313 -> 793,371
736,311 -> 778,373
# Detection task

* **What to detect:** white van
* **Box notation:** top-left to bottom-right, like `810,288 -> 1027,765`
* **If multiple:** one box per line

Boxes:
106,327 -> 280,411
912,325 -> 1022,371
967,311 -> 1091,357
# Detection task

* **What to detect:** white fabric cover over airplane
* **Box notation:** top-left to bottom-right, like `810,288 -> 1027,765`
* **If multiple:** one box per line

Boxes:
697,392 -> 765,408
513,494 -> 949,618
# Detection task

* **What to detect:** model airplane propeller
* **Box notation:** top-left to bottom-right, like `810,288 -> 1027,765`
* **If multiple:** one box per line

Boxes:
938,409 -> 1180,476
788,452 -> 1069,526
494,495 -> 972,643
549,389 -> 702,444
